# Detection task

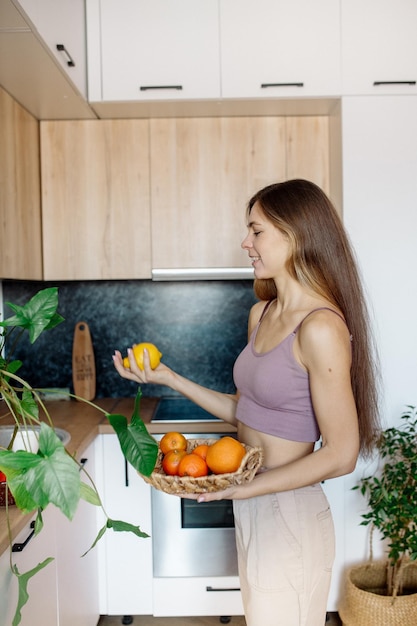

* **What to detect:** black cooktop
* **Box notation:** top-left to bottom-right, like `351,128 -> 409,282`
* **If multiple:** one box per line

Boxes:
151,397 -> 221,423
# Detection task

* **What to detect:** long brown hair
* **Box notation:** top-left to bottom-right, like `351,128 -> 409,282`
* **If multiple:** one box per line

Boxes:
248,179 -> 380,457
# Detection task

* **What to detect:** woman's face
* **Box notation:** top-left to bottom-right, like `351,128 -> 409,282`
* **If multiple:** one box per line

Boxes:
241,201 -> 292,280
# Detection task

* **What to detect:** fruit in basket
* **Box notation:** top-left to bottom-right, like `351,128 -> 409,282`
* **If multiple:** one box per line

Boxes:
162,449 -> 187,476
160,431 -> 187,455
178,453 -> 209,478
193,443 -> 209,460
206,437 -> 246,474
122,342 -> 162,370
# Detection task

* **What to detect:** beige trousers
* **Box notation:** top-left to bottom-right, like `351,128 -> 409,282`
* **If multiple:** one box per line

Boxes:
233,484 -> 335,626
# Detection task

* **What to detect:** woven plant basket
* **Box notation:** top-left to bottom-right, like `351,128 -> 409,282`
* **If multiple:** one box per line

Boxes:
338,561 -> 417,626
141,438 -> 263,494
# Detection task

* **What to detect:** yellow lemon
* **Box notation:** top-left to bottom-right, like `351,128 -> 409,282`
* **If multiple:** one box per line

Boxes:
123,342 -> 162,370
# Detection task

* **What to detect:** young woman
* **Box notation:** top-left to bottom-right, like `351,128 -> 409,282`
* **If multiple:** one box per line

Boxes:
113,179 -> 380,626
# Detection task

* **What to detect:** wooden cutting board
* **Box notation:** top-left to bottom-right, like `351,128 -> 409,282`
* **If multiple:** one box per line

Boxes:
72,321 -> 96,401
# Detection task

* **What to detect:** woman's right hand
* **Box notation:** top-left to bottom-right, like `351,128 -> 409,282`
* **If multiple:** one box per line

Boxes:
112,348 -> 174,387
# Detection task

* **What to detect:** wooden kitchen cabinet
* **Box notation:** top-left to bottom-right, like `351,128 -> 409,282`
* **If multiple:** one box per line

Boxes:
87,0 -> 221,103
96,434 -> 153,615
40,119 -> 151,280
12,0 -> 88,97
150,116 -> 330,271
0,510 -> 58,626
341,0 -> 417,95
220,0 -> 341,99
0,87 -> 42,280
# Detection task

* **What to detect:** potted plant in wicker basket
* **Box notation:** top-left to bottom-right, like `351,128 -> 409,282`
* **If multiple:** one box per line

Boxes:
0,287 -> 159,625
338,405 -> 417,626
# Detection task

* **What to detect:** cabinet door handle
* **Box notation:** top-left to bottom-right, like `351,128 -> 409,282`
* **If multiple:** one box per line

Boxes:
124,458 -> 129,487
12,521 -> 36,552
56,44 -> 75,67
373,80 -> 416,86
261,82 -> 304,88
139,85 -> 183,91
206,586 -> 241,592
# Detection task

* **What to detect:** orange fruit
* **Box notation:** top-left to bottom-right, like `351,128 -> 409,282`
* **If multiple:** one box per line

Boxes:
123,342 -> 162,370
159,431 -> 187,455
178,453 -> 209,478
162,449 -> 187,476
205,437 -> 246,474
193,444 -> 209,460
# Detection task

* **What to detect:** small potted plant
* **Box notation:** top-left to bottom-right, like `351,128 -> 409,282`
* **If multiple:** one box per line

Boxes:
0,287 -> 158,626
338,406 -> 417,625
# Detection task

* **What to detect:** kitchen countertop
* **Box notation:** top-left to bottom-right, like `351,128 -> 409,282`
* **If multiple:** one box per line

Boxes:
0,395 -> 236,554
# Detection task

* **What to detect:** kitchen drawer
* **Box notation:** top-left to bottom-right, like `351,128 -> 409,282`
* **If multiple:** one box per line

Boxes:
153,576 -> 243,616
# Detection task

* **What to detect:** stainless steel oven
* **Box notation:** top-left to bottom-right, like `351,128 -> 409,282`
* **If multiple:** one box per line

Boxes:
151,398 -> 239,579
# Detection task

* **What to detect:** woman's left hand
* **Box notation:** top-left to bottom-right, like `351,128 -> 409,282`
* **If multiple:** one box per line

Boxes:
180,485 -> 238,503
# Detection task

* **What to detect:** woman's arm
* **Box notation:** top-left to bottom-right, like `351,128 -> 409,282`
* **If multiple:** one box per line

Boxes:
112,348 -> 239,425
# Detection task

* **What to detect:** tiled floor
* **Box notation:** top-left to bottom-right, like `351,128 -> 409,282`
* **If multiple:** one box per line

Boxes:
98,612 -> 342,625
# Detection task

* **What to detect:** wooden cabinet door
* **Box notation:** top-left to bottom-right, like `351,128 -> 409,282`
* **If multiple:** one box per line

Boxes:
150,116 -> 330,271
89,0 -> 220,102
220,0 -> 341,99
0,87 -> 42,280
150,117 -> 286,270
41,119 -> 151,280
341,0 -> 417,95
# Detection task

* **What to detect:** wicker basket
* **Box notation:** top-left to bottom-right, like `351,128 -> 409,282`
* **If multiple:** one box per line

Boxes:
141,438 -> 263,494
338,562 -> 417,626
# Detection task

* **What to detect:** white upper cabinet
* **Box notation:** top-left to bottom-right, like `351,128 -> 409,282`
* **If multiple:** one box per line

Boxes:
220,0 -> 341,99
88,0 -> 220,102
341,0 -> 417,95
13,0 -> 88,97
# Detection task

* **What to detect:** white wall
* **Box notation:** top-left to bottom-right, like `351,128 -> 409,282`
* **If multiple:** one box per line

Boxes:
323,95 -> 417,610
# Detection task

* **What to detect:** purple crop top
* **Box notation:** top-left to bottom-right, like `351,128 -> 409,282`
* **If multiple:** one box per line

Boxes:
233,305 -> 346,443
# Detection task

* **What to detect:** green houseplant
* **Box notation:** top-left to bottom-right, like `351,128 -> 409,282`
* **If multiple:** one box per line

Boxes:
0,287 -> 158,626
339,406 -> 417,625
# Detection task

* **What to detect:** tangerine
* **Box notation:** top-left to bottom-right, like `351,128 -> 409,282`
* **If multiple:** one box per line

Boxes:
123,342 -> 162,370
159,431 -> 187,455
178,453 -> 209,478
162,449 -> 187,476
205,437 -> 246,474
193,444 -> 209,460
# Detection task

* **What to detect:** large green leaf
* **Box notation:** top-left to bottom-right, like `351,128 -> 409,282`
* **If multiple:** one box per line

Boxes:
11,558 -> 54,626
107,389 -> 158,476
0,287 -> 64,343
0,423 -> 81,518
107,518 -> 149,538
82,517 -> 149,557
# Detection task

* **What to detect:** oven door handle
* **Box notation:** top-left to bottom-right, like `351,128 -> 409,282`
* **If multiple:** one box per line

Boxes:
206,586 -> 241,592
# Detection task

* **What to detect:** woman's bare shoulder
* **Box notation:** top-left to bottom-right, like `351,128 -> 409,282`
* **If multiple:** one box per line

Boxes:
248,300 -> 269,326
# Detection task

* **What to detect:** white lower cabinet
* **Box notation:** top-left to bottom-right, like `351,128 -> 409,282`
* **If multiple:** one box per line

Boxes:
96,434 -> 153,615
55,442 -> 100,626
0,441 -> 100,626
0,509 -> 58,626
153,576 -> 243,617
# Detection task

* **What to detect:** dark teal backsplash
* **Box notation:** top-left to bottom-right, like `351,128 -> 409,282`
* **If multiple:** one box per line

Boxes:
2,280 -> 257,398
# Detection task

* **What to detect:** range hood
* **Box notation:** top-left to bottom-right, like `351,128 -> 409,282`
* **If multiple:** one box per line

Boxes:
152,268 -> 254,281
